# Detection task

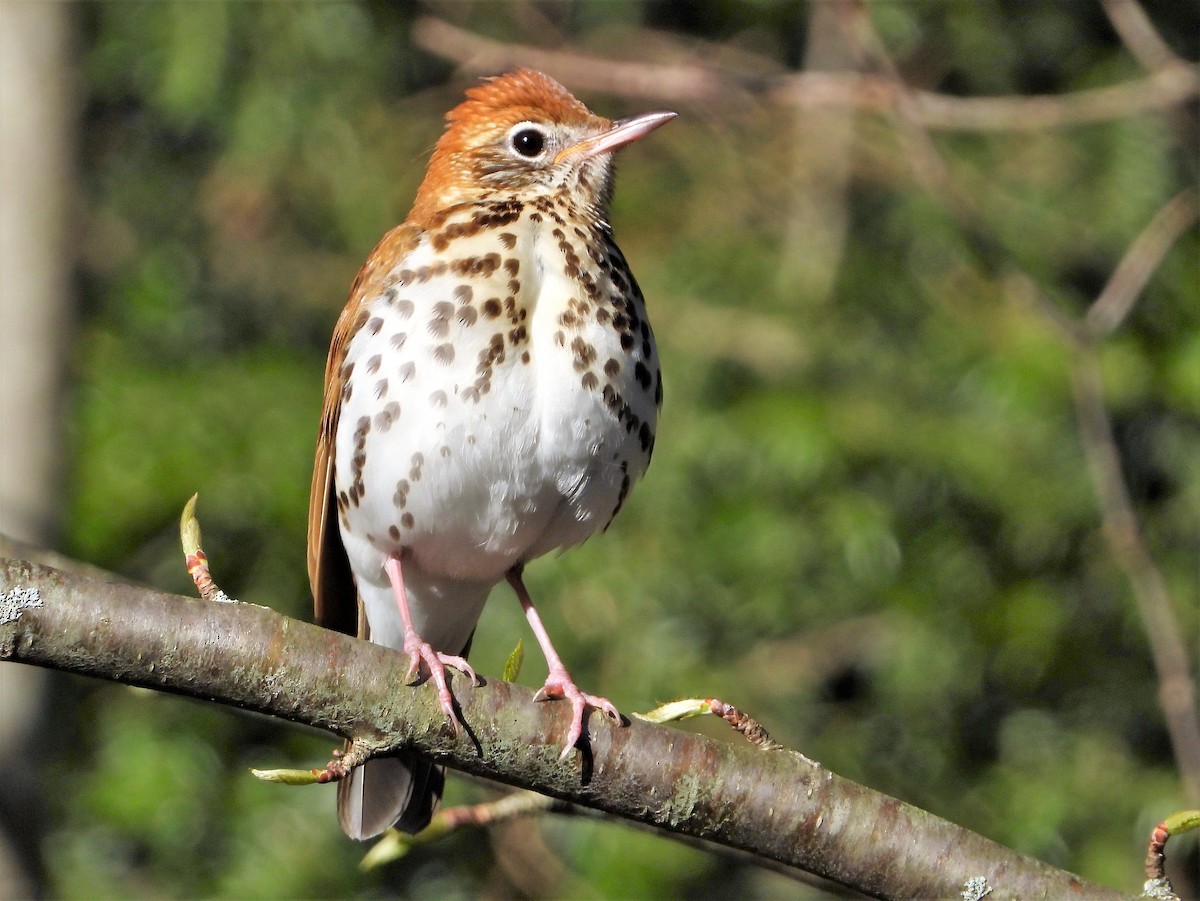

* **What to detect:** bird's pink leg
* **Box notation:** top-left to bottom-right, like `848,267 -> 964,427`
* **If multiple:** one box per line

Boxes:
384,556 -> 477,732
506,567 -> 620,758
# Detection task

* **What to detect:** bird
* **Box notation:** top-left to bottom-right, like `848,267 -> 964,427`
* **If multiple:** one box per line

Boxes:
307,68 -> 674,840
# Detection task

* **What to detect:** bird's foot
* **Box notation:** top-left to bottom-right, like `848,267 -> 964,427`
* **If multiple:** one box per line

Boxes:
533,668 -> 621,759
402,636 -> 478,732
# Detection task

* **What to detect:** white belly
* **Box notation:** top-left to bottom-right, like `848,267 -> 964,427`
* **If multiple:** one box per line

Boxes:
333,204 -> 656,604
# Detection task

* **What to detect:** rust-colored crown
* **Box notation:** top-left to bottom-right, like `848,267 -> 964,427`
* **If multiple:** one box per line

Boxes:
410,69 -> 611,223
449,69 -> 594,130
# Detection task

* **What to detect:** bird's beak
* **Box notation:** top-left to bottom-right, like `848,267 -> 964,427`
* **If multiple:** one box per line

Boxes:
556,110 -> 676,164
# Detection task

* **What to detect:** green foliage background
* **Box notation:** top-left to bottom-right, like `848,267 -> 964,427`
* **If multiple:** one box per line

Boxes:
42,1 -> 1199,897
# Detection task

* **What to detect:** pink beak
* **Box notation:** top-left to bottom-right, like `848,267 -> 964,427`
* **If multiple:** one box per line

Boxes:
557,110 -> 676,163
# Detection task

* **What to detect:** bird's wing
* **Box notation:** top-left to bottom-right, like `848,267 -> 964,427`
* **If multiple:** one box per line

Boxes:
308,222 -> 424,635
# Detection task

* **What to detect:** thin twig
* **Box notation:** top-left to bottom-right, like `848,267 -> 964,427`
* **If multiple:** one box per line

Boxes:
1067,351 -> 1200,802
1142,809 -> 1200,900
707,698 -> 786,752
1085,190 -> 1199,338
179,495 -> 233,604
1100,0 -> 1184,72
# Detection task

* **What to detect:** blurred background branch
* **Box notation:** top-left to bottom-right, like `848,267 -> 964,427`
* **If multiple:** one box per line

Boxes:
1085,190 -> 1198,338
413,14 -> 1199,130
1101,0 -> 1186,70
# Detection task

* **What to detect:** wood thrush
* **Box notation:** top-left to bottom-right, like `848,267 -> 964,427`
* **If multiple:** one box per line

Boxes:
308,69 -> 673,839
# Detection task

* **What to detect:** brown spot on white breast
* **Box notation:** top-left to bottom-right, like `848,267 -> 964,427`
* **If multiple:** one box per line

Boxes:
429,301 -> 453,338
450,253 -> 501,278
570,336 -> 597,371
374,401 -> 401,431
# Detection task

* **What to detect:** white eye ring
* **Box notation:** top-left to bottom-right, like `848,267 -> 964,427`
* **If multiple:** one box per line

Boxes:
506,123 -> 550,160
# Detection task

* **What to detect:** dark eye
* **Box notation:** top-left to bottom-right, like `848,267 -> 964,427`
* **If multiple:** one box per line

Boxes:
512,128 -> 546,158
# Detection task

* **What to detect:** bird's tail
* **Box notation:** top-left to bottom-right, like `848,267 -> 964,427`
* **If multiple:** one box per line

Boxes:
337,751 -> 444,839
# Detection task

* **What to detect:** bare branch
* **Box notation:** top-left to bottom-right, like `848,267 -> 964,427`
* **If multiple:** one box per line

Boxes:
898,64 -> 1198,132
1066,352 -> 1200,802
1085,190 -> 1198,338
412,16 -> 1200,131
1100,0 -> 1184,71
0,555 -> 1129,900
411,17 -> 740,105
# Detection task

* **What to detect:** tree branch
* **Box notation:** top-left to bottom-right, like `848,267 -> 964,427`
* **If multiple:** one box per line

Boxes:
1085,189 -> 1198,338
0,554 -> 1128,900
411,15 -> 1199,131
1100,0 -> 1184,72
1066,348 -> 1200,804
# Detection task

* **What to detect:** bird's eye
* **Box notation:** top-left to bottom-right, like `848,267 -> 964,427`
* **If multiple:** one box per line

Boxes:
511,127 -> 546,159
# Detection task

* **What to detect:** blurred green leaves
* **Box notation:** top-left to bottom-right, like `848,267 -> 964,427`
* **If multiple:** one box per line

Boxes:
51,1 -> 1200,898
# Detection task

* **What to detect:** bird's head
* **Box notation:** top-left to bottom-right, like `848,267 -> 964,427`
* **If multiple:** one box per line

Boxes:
411,69 -> 674,223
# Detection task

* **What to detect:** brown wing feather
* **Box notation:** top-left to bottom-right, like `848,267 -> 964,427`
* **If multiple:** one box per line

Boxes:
307,222 -> 424,636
